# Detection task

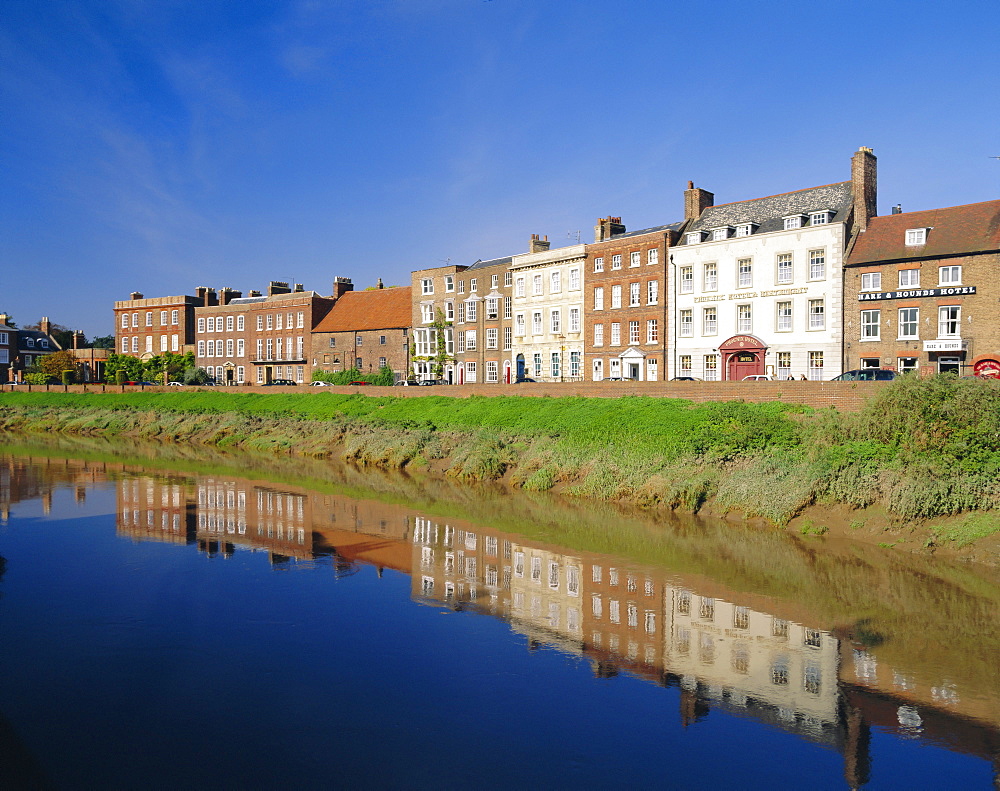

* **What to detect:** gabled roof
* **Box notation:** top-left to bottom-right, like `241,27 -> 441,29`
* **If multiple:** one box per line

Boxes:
312,287 -> 412,333
847,200 -> 1000,265
680,182 -> 853,243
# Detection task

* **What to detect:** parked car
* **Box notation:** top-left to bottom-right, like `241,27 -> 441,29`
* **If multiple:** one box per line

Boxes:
123,380 -> 157,386
348,381 -> 371,386
742,374 -> 777,381
394,380 -> 418,386
263,379 -> 297,386
831,369 -> 897,381
308,381 -> 333,387
670,376 -> 702,381
514,377 -> 537,384
167,381 -> 185,386
417,379 -> 447,386
602,377 -> 624,382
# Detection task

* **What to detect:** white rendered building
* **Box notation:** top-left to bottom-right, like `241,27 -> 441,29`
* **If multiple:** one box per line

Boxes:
669,150 -> 877,381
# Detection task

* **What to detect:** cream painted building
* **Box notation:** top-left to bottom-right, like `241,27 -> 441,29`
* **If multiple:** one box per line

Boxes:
510,236 -> 586,382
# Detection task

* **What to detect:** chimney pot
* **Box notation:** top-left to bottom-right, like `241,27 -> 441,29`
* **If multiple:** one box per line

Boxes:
528,234 -> 551,253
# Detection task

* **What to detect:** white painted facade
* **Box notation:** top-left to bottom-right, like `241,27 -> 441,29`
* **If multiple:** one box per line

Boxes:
669,222 -> 847,381
510,244 -> 586,381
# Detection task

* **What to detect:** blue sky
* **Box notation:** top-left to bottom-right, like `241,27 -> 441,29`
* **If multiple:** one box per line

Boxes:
2,0 -> 998,338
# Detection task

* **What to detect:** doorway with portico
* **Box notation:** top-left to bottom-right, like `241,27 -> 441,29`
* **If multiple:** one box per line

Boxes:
720,335 -> 767,381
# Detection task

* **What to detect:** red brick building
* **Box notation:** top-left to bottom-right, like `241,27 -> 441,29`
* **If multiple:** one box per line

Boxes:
311,281 -> 412,379
193,281 -> 337,385
584,217 -> 682,381
114,289 -> 210,358
844,200 -> 1000,376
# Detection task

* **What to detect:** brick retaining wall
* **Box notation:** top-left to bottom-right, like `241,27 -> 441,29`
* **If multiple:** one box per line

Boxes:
2,380 -> 893,411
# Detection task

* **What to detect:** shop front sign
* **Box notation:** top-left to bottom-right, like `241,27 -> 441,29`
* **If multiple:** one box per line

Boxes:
974,359 -> 1000,379
858,286 -> 976,302
923,339 -> 968,352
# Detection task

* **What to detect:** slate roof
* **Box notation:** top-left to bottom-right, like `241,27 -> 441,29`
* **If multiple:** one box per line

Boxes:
312,287 -> 412,332
847,200 -> 1000,265
465,255 -> 514,270
17,329 -> 59,352
609,221 -> 684,240
678,182 -> 853,244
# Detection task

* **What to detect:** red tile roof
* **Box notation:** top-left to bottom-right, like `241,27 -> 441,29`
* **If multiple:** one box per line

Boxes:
312,286 -> 411,332
848,200 -> 1000,265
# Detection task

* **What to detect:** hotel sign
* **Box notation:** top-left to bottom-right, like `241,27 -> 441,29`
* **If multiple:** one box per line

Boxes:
695,287 -> 809,304
858,286 -> 976,302
923,339 -> 968,352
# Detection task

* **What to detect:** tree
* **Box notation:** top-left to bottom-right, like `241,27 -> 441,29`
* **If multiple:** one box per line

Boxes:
183,366 -> 211,385
39,350 -> 79,381
91,335 -> 115,349
0,313 -> 16,328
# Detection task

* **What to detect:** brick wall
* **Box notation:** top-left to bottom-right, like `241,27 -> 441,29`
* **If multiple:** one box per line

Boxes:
17,380 -> 894,411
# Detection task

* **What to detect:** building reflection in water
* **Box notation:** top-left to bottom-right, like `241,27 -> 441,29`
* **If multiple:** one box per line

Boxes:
2,452 -> 998,785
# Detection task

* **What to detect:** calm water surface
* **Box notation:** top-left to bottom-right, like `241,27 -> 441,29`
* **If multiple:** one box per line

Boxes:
0,438 -> 997,789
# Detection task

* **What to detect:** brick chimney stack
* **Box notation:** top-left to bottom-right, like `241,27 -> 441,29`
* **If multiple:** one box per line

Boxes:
594,217 -> 626,242
331,276 -> 354,301
267,281 -> 291,297
852,146 -> 878,232
219,288 -> 242,305
529,234 -> 550,253
72,331 -> 82,350
684,181 -> 714,221
39,316 -> 51,338
376,278 -> 384,289
130,291 -> 144,300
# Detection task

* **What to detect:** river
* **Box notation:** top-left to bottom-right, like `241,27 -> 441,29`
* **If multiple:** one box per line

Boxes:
0,435 -> 997,789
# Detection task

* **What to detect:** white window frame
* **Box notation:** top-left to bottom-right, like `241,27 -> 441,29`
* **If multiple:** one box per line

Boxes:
898,269 -> 920,288
898,307 -> 919,340
629,251 -> 641,268
861,309 -> 881,340
593,257 -> 604,273
808,299 -> 825,330
861,272 -> 882,291
809,249 -> 826,280
939,265 -> 962,285
679,310 -> 693,337
776,301 -> 792,332
906,228 -> 928,246
938,306 -> 960,338
776,253 -> 793,284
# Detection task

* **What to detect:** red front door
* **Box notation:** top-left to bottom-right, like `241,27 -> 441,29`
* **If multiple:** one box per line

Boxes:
728,351 -> 762,381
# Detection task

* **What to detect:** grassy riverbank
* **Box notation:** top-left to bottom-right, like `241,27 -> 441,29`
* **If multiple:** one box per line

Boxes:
2,376 -> 999,537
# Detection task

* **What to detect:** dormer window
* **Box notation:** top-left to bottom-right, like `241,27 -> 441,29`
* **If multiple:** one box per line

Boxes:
686,231 -> 705,245
40,339 -> 48,348
735,223 -> 758,237
809,210 -> 832,225
783,214 -> 806,230
711,226 -> 732,241
26,338 -> 34,347
906,228 -> 929,246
